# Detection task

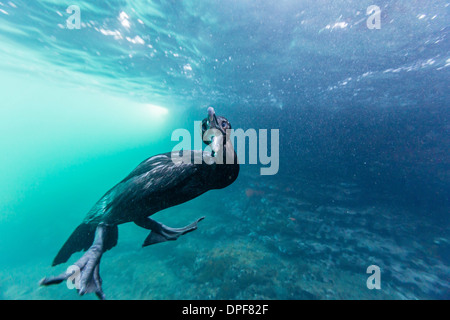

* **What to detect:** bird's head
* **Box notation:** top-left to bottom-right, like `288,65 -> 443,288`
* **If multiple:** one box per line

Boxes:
201,107 -> 232,154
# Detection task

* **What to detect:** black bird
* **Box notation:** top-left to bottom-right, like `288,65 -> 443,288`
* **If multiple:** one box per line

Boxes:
40,107 -> 239,299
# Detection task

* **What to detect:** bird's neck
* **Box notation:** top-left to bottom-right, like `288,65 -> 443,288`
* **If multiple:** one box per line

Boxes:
214,139 -> 238,165
210,139 -> 239,188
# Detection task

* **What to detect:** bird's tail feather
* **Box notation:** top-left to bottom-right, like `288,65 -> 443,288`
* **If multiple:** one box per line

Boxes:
52,223 -> 96,266
52,223 -> 119,266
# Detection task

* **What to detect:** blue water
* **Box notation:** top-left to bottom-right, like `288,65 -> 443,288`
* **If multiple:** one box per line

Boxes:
0,0 -> 448,299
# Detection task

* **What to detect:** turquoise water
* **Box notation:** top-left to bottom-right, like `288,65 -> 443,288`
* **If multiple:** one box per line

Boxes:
0,0 -> 449,299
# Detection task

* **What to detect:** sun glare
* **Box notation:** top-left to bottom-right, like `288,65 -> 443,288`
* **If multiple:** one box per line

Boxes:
146,104 -> 169,117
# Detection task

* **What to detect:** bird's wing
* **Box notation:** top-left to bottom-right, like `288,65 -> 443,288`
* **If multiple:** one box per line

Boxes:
83,151 -> 204,223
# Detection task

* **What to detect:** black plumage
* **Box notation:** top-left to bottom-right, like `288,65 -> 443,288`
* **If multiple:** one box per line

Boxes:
40,108 -> 239,299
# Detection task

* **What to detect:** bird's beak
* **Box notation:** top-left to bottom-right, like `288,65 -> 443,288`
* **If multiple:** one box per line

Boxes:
206,107 -> 222,154
208,107 -> 217,125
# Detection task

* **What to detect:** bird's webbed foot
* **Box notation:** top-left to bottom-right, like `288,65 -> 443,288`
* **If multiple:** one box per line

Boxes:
135,216 -> 205,247
40,223 -> 109,300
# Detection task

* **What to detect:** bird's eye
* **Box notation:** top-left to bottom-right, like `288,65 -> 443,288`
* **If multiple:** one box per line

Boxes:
221,121 -> 227,128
